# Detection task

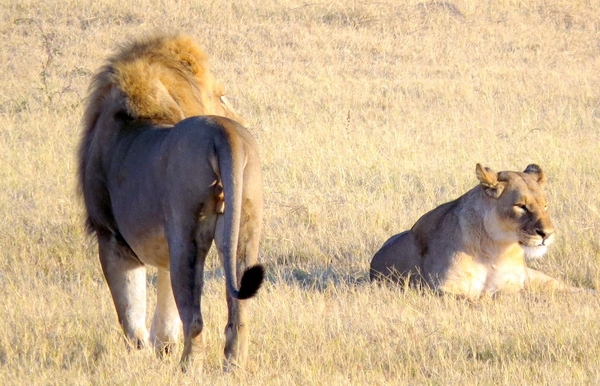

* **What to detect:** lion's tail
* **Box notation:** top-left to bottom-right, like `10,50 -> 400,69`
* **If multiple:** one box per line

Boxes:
216,129 -> 264,300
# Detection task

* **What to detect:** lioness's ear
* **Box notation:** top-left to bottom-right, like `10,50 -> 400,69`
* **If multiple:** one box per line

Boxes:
523,164 -> 546,186
476,163 -> 504,198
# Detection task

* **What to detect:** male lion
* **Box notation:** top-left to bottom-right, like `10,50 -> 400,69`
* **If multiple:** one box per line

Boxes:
78,34 -> 263,372
370,164 -> 574,298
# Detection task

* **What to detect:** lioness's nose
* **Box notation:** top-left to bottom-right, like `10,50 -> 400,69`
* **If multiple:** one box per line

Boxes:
536,228 -> 553,239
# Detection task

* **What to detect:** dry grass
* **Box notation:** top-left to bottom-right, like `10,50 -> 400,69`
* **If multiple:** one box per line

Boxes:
1,0 -> 599,384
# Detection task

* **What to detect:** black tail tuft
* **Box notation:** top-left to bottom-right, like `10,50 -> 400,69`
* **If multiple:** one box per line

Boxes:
237,265 -> 265,299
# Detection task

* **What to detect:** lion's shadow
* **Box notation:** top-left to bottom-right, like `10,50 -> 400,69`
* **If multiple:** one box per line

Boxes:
201,263 -> 370,293
146,250 -> 371,293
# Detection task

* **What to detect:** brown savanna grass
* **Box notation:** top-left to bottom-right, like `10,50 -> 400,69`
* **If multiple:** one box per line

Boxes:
1,0 -> 599,384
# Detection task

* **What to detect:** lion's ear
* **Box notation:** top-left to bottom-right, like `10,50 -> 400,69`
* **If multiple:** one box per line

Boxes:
476,163 -> 504,198
523,164 -> 546,186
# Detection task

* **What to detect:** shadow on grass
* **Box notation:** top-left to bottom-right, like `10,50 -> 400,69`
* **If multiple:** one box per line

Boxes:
189,261 -> 371,293
144,246 -> 373,293
264,263 -> 371,292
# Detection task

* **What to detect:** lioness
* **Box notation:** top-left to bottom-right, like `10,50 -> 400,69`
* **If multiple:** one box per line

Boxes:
370,164 -> 572,298
79,34 -> 263,372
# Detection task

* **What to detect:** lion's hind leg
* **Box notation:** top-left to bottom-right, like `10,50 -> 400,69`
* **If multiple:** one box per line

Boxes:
150,268 -> 182,357
98,233 -> 149,349
215,195 -> 263,372
167,215 -> 216,374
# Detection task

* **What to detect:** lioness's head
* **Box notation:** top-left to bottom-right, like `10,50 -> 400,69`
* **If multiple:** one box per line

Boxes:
476,163 -> 555,259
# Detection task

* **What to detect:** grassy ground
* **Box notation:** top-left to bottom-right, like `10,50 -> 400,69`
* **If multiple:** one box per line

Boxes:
1,0 -> 599,384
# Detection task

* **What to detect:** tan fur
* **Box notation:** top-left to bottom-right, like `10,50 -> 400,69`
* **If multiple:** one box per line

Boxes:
83,34 -> 241,130
370,164 -> 579,298
78,34 -> 263,373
